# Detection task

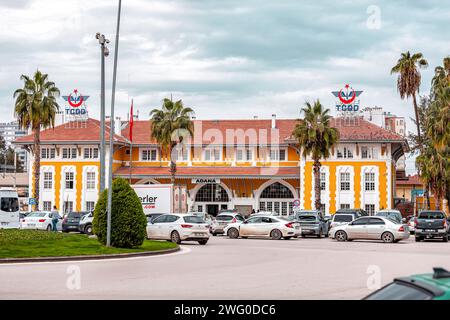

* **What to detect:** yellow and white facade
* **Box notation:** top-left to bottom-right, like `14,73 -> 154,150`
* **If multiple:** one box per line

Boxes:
14,116 -> 407,216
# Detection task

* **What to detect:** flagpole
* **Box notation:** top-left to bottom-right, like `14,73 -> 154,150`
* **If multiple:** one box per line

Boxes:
129,98 -> 133,184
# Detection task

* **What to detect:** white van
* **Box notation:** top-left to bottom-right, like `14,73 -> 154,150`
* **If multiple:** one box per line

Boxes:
0,188 -> 20,229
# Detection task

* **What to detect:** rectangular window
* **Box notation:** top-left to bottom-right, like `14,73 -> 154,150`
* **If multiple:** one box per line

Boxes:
41,148 -> 56,159
337,147 -> 353,159
259,202 -> 266,211
65,172 -> 74,189
173,145 -> 188,161
364,172 -> 376,191
340,172 -> 351,191
236,148 -> 253,162
84,148 -> 99,159
197,205 -> 203,213
141,149 -> 158,161
340,203 -> 350,209
86,201 -> 95,212
43,201 -> 52,211
63,201 -> 73,214
62,148 -> 77,159
203,147 -> 221,161
365,204 -> 375,215
269,148 -> 286,161
43,172 -> 53,190
320,172 -> 326,191
86,172 -> 96,190
281,202 -> 287,215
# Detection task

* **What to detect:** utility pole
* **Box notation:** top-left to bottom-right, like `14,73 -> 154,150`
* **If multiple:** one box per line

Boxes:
96,32 -> 110,194
106,0 -> 122,247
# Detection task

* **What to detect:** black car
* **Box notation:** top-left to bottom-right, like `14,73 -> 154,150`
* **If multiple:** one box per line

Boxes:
414,210 -> 449,242
62,211 -> 90,232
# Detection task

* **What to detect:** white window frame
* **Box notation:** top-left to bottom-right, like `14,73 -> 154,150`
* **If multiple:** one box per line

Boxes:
41,148 -> 56,159
340,172 -> 351,191
173,144 -> 189,162
268,147 -> 287,161
203,147 -> 222,162
364,172 -> 376,191
365,204 -> 376,215
141,148 -> 158,161
83,147 -> 99,159
320,171 -> 326,191
86,172 -> 96,190
337,146 -> 353,159
235,147 -> 253,162
43,201 -> 52,211
63,201 -> 74,214
62,147 -> 77,159
43,172 -> 53,190
65,172 -> 75,189
86,201 -> 95,212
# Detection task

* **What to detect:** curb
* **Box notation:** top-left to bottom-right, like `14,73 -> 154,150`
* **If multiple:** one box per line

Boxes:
0,246 -> 180,264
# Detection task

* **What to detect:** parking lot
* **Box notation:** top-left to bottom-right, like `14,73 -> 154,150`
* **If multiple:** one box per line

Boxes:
1,235 -> 449,300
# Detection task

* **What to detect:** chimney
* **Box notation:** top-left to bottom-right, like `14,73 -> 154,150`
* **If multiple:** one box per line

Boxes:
271,114 -> 276,129
114,116 -> 122,136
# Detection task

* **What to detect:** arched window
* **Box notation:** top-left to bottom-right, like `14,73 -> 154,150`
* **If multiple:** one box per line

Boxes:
260,182 -> 294,199
195,184 -> 229,202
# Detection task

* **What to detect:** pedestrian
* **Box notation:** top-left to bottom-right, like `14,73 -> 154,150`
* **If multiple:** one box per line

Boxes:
251,209 -> 255,214
50,205 -> 61,232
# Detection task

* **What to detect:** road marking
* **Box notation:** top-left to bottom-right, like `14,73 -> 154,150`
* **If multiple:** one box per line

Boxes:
0,247 -> 191,267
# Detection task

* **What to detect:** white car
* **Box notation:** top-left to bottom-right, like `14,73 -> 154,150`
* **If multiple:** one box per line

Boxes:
20,211 -> 62,231
224,215 -> 301,240
146,214 -> 210,245
329,216 -> 410,243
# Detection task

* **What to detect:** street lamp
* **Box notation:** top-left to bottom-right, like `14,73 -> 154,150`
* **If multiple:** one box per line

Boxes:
96,33 -> 109,194
106,0 -> 122,247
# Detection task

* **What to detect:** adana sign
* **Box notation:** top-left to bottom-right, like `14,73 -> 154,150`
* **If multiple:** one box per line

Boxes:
191,178 -> 220,184
332,84 -> 363,112
62,89 -> 89,116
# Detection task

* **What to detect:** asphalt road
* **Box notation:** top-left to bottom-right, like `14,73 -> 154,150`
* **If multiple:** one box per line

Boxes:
1,235 -> 449,299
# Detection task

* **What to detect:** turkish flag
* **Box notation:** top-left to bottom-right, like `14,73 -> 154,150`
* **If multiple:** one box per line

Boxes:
129,99 -> 134,142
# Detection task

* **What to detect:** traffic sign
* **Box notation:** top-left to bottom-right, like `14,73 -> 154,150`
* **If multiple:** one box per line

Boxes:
28,198 -> 36,205
292,199 -> 300,207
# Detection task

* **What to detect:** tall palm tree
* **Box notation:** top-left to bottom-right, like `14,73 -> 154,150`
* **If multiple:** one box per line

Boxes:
150,98 -> 194,184
391,51 -> 428,139
13,70 -> 60,209
292,100 -> 339,211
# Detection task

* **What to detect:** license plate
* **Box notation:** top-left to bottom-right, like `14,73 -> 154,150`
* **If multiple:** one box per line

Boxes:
28,224 -> 36,227
425,229 -> 435,232
194,233 -> 205,237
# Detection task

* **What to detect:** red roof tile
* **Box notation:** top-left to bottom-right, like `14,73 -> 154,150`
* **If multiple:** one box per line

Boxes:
14,118 -> 128,144
396,174 -> 422,185
114,166 -> 299,178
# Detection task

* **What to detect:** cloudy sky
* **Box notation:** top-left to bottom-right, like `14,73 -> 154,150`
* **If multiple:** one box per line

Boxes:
1,0 -> 449,171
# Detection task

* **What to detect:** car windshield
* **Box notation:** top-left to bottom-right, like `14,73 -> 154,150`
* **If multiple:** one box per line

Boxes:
297,215 -> 317,221
365,281 -> 433,300
333,215 -> 353,222
27,212 -> 47,217
419,212 -> 445,219
216,215 -> 233,221
184,216 -> 205,224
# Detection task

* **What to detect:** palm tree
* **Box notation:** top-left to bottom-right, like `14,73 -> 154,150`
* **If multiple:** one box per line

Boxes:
391,51 -> 428,139
292,100 -> 339,211
150,98 -> 194,184
13,70 -> 60,209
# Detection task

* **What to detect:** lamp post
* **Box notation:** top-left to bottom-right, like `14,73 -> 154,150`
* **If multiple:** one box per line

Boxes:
106,0 -> 122,247
95,33 -> 109,194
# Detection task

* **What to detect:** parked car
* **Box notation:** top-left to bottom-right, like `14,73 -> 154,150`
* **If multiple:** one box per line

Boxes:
414,210 -> 449,242
335,208 -> 368,216
191,212 -> 213,225
146,214 -> 210,245
294,210 -> 328,238
407,216 -> 416,234
145,213 -> 164,224
329,212 -> 358,230
224,215 -> 301,240
363,267 -> 450,300
329,216 -> 409,243
210,212 -> 245,235
62,211 -> 90,232
79,212 -> 94,235
375,209 -> 404,224
20,211 -> 62,231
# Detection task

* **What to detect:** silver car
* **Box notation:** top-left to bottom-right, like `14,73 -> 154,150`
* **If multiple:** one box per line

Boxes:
224,215 -> 301,240
211,212 -> 245,235
329,216 -> 410,243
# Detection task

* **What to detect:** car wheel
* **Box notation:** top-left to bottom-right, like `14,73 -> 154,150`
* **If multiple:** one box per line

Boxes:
415,236 -> 422,242
227,228 -> 239,239
335,230 -> 347,242
381,232 -> 394,243
241,236 -> 248,239
46,225 -> 52,232
443,236 -> 448,243
85,225 -> 93,235
283,236 -> 292,240
212,233 -> 217,236
170,231 -> 181,244
301,235 -> 306,238
198,240 -> 208,245
317,229 -> 323,238
270,229 -> 282,240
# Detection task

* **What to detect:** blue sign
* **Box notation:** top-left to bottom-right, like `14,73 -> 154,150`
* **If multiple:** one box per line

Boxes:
28,198 -> 37,205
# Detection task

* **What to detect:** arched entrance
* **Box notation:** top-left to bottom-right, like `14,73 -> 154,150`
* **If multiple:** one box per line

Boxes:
193,183 -> 231,216
258,181 -> 295,215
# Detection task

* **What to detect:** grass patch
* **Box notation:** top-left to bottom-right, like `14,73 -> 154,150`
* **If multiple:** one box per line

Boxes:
0,229 -> 177,259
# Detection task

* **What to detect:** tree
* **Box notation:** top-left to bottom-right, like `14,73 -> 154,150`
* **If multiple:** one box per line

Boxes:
391,51 -> 428,139
13,70 -> 60,208
93,178 -> 147,248
292,100 -> 339,211
149,98 -> 194,184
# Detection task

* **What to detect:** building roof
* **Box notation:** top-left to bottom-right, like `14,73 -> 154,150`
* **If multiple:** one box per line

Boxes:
396,174 -> 422,186
114,166 -> 300,179
14,116 -> 406,146
13,118 -> 128,145
122,117 -> 406,145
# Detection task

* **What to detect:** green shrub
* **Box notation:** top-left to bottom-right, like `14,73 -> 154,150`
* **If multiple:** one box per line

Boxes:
93,178 -> 147,248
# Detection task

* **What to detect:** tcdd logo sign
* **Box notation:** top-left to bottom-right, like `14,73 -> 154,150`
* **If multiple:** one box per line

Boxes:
332,84 -> 363,112
62,89 -> 89,115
